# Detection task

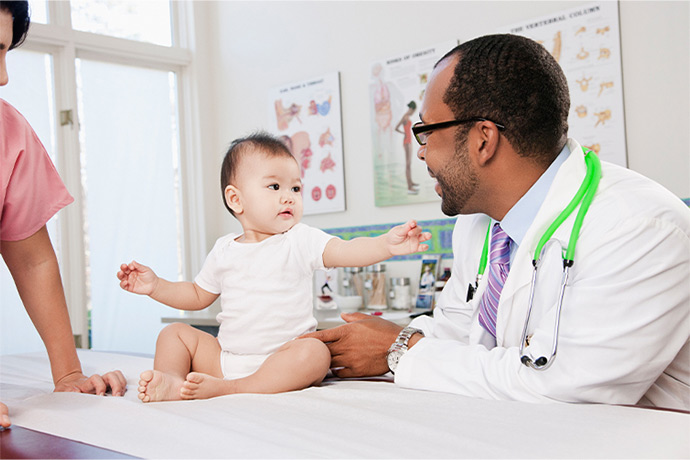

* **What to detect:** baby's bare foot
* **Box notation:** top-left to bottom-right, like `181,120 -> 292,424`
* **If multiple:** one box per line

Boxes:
181,372 -> 236,400
138,370 -> 184,403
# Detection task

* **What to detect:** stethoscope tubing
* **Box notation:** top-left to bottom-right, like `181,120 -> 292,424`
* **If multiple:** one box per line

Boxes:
475,148 -> 602,370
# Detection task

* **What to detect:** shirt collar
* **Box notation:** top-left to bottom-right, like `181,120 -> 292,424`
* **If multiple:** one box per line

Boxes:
499,143 -> 571,247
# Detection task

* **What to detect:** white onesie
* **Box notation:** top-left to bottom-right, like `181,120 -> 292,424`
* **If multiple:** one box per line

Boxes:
194,223 -> 335,379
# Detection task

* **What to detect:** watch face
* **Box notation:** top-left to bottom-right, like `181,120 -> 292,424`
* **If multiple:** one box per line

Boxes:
387,349 -> 403,373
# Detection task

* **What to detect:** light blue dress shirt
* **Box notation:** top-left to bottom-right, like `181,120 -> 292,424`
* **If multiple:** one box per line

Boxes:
498,143 -> 571,264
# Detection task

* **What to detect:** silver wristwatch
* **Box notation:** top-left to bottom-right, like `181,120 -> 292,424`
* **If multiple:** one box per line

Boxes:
386,327 -> 424,374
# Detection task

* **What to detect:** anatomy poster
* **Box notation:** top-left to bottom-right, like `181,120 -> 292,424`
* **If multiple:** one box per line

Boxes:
268,72 -> 345,215
369,40 -> 458,207
500,2 -> 627,166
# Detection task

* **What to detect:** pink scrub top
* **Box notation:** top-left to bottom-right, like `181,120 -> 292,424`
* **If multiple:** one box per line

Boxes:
0,98 -> 73,242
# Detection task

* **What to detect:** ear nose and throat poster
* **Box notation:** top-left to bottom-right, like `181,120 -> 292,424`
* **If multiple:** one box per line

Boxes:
268,72 -> 346,216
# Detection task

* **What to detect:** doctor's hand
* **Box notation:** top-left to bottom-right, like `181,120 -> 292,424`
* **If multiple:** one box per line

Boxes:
301,313 -> 403,378
117,260 -> 158,296
54,370 -> 127,397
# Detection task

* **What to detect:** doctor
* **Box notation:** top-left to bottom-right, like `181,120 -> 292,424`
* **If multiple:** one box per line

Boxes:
305,34 -> 690,410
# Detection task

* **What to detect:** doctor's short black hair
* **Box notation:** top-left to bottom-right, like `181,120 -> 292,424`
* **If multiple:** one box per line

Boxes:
438,34 -> 570,166
220,131 -> 296,215
0,0 -> 30,50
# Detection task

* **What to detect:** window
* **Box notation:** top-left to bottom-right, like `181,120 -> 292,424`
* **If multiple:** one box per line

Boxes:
70,0 -> 172,46
77,59 -> 183,351
0,1 -> 202,354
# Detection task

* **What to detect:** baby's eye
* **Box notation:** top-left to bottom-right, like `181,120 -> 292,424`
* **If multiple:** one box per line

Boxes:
292,186 -> 301,193
268,184 -> 279,191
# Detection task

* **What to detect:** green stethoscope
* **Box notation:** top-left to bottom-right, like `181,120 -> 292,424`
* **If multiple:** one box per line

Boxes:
467,148 -> 602,370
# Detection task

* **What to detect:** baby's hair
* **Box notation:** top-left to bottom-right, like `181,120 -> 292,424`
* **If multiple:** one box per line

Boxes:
220,131 -> 296,215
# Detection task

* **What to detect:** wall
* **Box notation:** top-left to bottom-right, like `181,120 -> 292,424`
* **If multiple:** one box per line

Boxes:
193,1 -> 689,267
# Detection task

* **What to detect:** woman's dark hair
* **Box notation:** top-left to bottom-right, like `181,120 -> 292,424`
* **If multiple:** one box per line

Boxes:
220,131 -> 295,215
0,1 -> 30,50
438,34 -> 570,165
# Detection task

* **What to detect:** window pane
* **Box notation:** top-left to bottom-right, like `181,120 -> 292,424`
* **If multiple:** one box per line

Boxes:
0,50 -> 59,354
28,0 -> 48,24
77,58 -> 182,354
71,0 -> 172,46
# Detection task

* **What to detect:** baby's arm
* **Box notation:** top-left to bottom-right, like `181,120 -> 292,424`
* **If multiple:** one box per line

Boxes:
117,260 -> 217,311
322,220 -> 431,268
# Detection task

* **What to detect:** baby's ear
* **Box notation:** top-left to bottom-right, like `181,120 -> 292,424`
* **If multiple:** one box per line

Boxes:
224,185 -> 243,214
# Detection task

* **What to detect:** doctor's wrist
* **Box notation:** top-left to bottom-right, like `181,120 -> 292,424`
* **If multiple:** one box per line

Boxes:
407,332 -> 424,349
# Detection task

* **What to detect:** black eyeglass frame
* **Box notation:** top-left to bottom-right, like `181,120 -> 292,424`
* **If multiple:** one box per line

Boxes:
412,117 -> 506,146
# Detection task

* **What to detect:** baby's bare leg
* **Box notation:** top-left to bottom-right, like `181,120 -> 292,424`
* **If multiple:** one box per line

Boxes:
139,323 -> 222,402
181,338 -> 330,399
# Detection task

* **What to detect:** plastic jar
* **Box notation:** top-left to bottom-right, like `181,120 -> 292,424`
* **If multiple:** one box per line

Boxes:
389,277 -> 411,310
341,267 -> 364,297
365,264 -> 387,310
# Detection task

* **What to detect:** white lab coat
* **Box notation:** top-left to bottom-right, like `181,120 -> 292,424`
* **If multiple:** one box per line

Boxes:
397,139 -> 690,410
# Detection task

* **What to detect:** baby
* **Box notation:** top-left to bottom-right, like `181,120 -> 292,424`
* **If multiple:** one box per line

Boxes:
117,132 -> 431,402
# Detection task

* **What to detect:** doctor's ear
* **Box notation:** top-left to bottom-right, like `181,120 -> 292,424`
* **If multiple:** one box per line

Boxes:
224,185 -> 243,215
475,121 -> 501,167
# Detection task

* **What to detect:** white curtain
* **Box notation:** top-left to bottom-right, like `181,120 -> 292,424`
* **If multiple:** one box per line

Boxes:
78,59 -> 182,354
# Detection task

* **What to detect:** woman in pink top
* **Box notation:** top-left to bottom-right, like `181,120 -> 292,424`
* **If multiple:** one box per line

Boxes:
0,1 -> 126,428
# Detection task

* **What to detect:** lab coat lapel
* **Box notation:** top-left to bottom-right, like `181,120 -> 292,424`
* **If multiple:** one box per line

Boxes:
496,139 -> 589,347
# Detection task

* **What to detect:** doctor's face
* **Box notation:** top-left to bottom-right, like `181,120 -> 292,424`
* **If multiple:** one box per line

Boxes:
0,9 -> 12,86
417,55 -> 479,217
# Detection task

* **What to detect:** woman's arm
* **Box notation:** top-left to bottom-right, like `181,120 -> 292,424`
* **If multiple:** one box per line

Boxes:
1,226 -> 126,395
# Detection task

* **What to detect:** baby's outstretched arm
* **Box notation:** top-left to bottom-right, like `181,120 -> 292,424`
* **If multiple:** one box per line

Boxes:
323,219 -> 431,268
117,261 -> 217,311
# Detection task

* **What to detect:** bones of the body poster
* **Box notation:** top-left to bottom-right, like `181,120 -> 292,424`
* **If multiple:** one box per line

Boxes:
500,2 -> 627,166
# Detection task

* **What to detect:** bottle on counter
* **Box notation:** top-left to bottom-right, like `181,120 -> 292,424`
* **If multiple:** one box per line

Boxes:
364,264 -> 387,310
389,277 -> 412,311
338,266 -> 364,311
342,267 -> 364,297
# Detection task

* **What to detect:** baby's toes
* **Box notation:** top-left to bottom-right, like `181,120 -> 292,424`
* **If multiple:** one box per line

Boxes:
185,372 -> 204,384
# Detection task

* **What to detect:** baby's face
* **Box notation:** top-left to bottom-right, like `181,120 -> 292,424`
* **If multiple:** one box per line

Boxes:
232,153 -> 303,239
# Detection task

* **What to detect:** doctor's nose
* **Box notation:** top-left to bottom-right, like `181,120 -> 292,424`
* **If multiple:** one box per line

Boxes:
417,145 -> 426,161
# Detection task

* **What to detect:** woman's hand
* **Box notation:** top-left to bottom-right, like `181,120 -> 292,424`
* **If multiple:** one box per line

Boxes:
54,370 -> 127,397
1,401 -> 10,428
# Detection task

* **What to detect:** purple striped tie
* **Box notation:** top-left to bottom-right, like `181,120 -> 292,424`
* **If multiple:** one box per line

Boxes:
478,224 -> 512,338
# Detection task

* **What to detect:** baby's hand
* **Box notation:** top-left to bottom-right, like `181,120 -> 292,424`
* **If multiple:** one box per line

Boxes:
117,261 -> 158,296
386,220 -> 432,256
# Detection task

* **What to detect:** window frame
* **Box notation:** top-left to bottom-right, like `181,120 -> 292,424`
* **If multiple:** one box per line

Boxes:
17,1 -> 205,346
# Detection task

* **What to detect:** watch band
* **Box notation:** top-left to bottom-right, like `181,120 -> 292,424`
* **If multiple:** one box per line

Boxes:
387,326 -> 424,373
